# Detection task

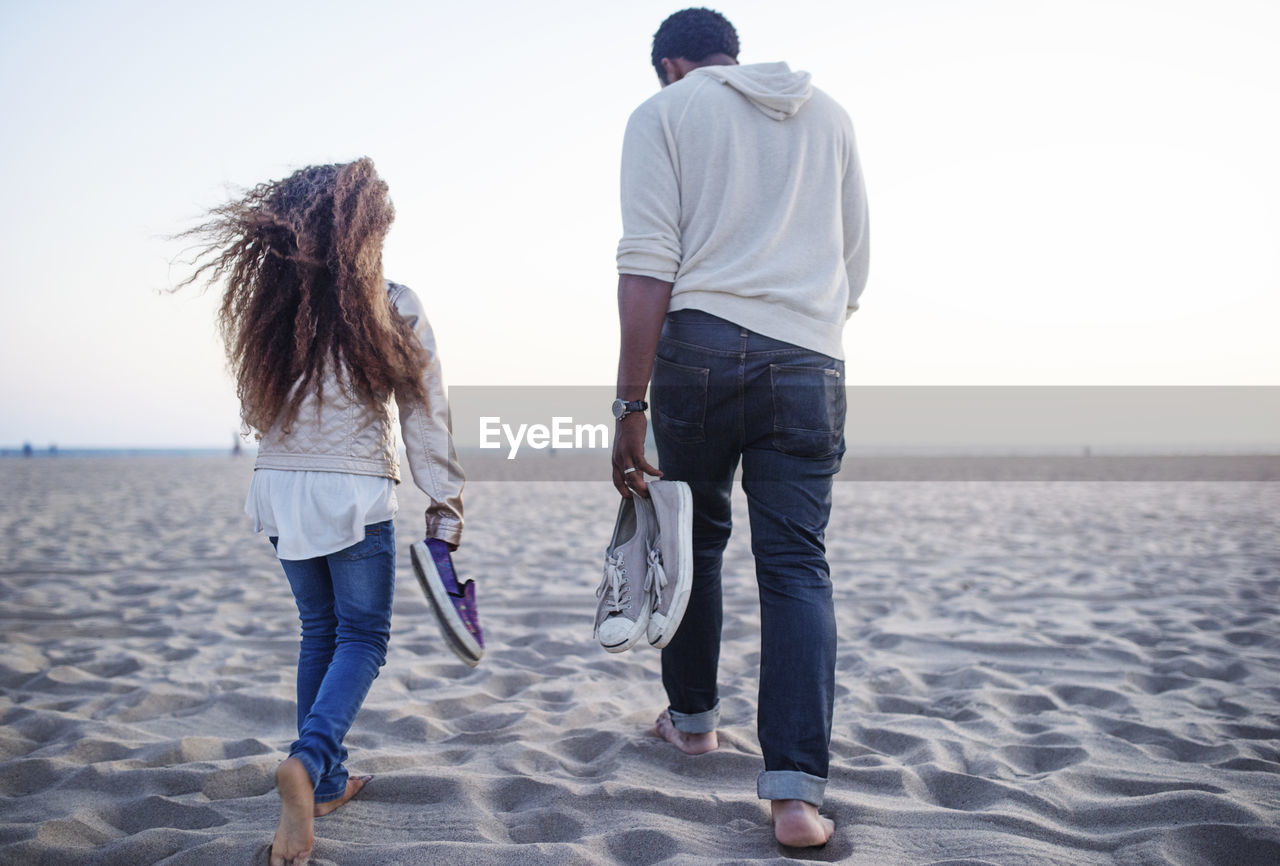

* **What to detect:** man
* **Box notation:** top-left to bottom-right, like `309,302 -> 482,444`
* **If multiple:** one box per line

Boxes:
610,7 -> 869,849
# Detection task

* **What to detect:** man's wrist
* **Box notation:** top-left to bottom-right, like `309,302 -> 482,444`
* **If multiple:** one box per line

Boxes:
611,397 -> 648,421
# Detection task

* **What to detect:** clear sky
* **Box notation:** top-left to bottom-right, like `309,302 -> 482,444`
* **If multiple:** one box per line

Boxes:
1,0 -> 1276,448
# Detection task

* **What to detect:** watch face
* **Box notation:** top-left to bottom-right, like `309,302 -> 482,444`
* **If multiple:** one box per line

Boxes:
611,398 -> 626,419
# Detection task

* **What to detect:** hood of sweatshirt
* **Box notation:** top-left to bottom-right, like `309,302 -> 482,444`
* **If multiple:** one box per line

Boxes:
693,61 -> 813,121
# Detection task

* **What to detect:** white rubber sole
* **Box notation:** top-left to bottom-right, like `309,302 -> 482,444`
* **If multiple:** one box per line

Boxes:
649,480 -> 694,648
410,541 -> 483,667
598,602 -> 651,653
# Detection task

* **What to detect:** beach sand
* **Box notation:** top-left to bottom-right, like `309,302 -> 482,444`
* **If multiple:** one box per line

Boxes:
1,456 -> 1278,864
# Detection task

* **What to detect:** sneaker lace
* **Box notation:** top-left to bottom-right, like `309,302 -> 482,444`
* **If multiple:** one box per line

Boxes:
645,547 -> 666,600
597,553 -> 629,614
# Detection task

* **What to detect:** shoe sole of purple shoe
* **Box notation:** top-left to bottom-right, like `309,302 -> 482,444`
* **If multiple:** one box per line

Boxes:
649,480 -> 693,648
411,541 -> 483,667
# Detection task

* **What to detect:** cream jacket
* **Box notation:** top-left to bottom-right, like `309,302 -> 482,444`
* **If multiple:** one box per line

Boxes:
254,281 -> 464,546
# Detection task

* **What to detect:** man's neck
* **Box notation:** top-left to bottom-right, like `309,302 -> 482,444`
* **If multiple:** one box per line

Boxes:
663,53 -> 739,86
687,53 -> 738,71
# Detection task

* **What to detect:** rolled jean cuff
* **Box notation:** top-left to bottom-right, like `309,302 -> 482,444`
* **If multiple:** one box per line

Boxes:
667,700 -> 720,734
757,770 -> 827,807
313,780 -> 348,804
289,748 -> 322,790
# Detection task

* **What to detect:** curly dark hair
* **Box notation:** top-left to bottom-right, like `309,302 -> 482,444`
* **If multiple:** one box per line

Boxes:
176,158 -> 431,435
651,7 -> 740,84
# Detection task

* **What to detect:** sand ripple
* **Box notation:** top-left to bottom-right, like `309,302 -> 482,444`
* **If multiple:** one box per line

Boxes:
1,457 -> 1278,864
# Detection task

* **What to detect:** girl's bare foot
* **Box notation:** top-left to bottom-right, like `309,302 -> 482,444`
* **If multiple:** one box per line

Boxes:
771,799 -> 834,847
271,758 -> 314,866
314,775 -> 372,817
653,710 -> 718,755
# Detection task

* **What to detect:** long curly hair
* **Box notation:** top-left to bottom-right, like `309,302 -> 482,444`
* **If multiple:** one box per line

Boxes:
178,158 -> 430,435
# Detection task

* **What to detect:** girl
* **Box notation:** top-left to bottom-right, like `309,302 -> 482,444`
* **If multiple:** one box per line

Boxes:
181,158 -> 482,865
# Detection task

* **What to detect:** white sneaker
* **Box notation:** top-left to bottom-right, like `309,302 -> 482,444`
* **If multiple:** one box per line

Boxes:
645,480 -> 693,648
595,495 -> 655,652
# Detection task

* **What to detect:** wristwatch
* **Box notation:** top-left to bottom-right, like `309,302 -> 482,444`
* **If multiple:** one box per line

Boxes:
611,398 -> 648,421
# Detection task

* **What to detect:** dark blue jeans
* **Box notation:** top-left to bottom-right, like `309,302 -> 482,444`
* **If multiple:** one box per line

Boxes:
272,520 -> 395,803
650,309 -> 844,808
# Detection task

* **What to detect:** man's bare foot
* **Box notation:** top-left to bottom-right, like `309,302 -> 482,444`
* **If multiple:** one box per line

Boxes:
771,799 -> 834,847
271,758 -> 314,866
314,775 -> 372,817
653,710 -> 718,755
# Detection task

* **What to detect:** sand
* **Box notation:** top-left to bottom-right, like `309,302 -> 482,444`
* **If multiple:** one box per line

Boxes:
1,456 -> 1278,865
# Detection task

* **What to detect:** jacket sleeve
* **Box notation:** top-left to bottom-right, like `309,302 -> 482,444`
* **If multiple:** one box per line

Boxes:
390,284 -> 465,547
842,123 -> 870,318
616,100 -> 682,281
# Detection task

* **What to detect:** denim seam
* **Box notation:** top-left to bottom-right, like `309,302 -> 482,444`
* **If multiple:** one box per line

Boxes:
774,424 -> 843,433
757,770 -> 828,808
653,354 -> 712,376
289,747 -> 323,790
667,700 -> 720,734
335,521 -> 393,561
313,783 -> 348,804
659,335 -> 748,359
662,335 -> 826,361
756,350 -> 827,358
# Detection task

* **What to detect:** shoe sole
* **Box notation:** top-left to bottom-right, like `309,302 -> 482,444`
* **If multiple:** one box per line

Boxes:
649,481 -> 693,648
599,601 -> 651,653
410,541 -> 483,667
596,590 -> 650,652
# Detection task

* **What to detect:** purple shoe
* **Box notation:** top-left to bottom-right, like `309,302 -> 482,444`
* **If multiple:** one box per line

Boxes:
411,538 -> 484,667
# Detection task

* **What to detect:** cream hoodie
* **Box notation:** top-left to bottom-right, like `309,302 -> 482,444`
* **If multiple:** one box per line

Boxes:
617,62 -> 869,360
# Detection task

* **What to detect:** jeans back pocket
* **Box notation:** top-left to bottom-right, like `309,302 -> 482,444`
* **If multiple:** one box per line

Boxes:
652,355 -> 710,444
769,363 -> 846,457
336,520 -> 394,561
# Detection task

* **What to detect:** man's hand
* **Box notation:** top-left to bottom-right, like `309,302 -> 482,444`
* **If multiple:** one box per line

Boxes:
611,412 -> 662,498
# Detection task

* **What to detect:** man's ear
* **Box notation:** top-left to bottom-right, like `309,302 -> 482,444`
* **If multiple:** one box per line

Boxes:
659,57 -> 685,86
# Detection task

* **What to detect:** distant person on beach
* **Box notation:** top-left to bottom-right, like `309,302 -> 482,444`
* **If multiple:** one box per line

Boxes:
181,159 -> 482,866
610,8 -> 869,848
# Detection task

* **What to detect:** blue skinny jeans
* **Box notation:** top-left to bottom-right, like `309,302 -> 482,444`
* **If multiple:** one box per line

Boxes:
272,520 -> 394,802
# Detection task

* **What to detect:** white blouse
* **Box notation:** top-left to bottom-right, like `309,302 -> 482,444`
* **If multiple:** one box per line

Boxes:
245,469 -> 397,561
